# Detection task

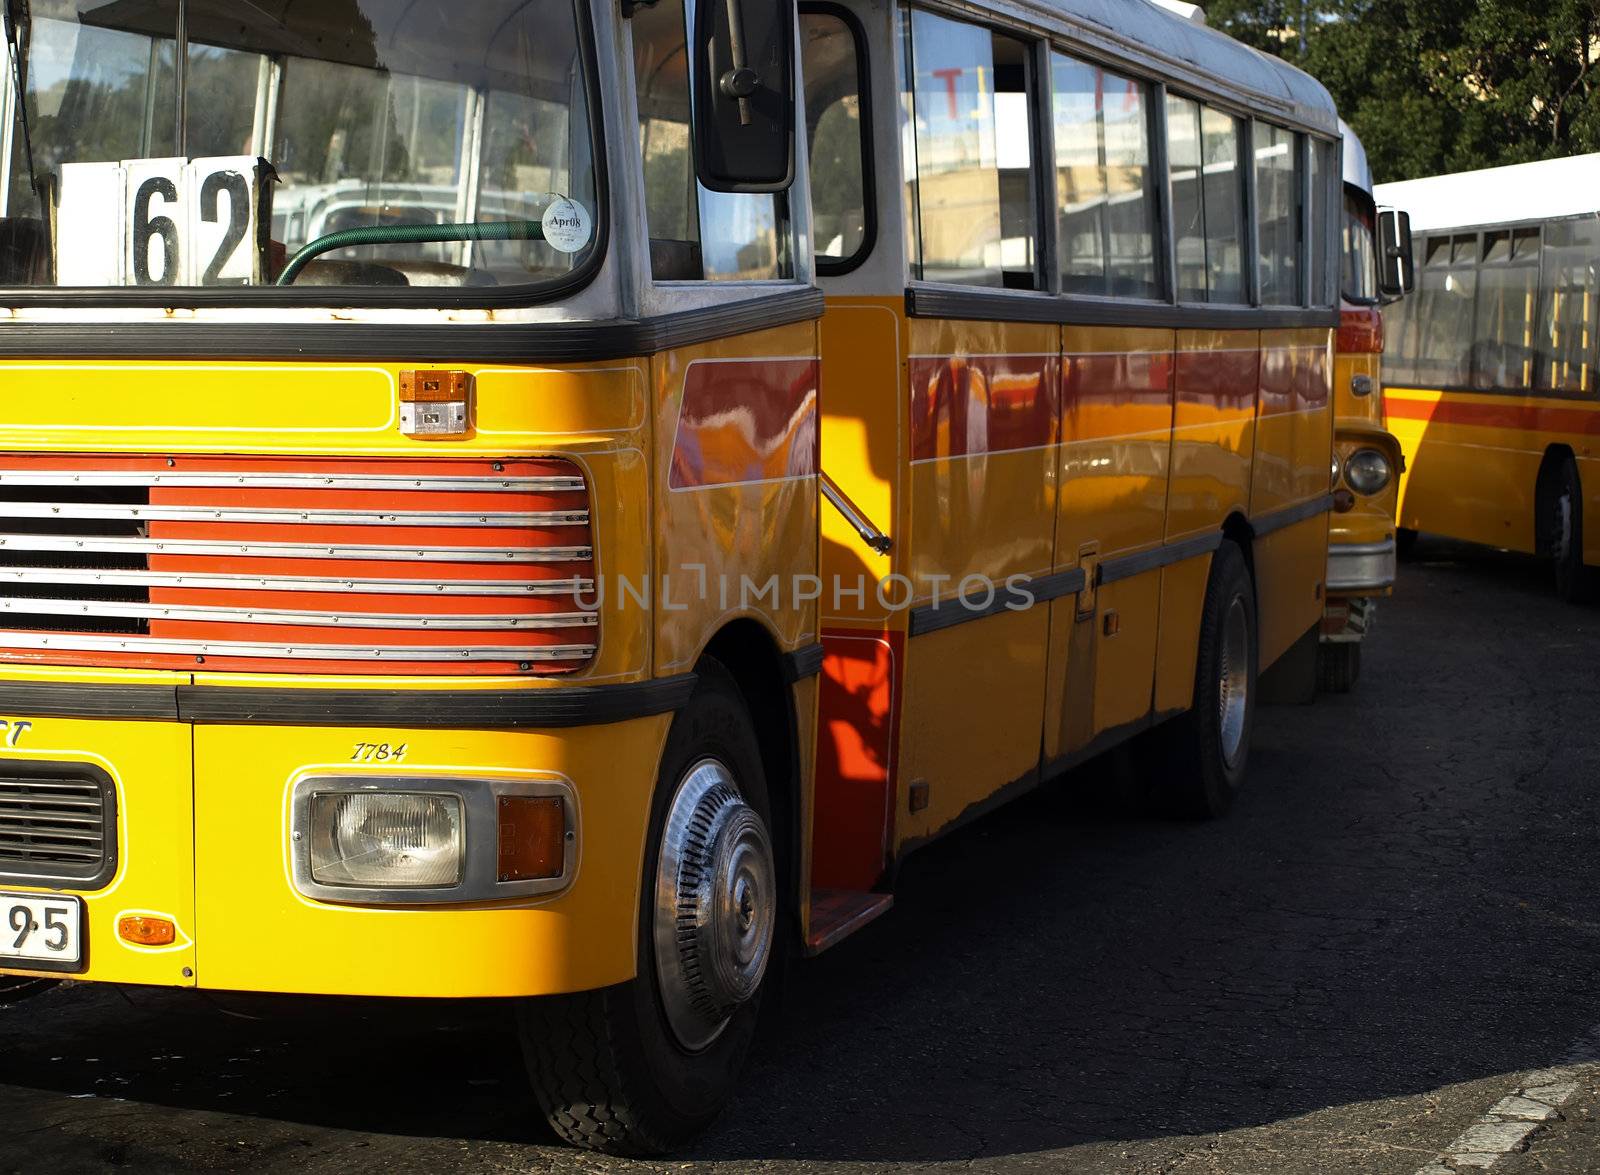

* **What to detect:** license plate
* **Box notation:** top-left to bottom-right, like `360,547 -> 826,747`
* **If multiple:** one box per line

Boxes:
0,893 -> 82,968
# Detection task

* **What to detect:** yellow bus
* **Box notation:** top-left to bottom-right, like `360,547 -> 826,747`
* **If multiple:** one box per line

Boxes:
1319,125 -> 1412,691
1378,156 -> 1600,601
0,0 -> 1343,1154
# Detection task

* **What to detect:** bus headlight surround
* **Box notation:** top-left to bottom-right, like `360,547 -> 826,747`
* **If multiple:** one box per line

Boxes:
290,774 -> 578,904
1343,448 -> 1392,496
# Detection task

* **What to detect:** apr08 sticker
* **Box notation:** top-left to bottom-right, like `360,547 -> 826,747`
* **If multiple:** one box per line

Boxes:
541,197 -> 592,254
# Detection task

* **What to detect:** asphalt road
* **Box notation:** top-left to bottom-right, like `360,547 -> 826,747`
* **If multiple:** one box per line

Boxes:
5,534 -> 1600,1175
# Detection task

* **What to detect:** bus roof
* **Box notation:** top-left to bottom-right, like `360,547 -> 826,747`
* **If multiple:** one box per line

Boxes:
1342,120 -> 1373,197
998,0 -> 1338,136
1374,154 -> 1600,233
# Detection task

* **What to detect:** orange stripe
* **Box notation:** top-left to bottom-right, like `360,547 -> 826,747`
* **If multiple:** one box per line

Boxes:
1385,393 -> 1600,436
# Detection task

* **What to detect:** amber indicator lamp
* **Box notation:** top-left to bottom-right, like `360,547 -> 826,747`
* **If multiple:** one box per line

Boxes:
497,795 -> 566,882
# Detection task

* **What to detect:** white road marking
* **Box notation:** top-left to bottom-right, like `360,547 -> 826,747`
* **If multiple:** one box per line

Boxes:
1414,1029 -> 1600,1172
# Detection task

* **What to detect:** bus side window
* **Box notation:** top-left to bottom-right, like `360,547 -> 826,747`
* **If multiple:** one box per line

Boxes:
800,7 -> 872,272
1050,52 -> 1159,300
1253,122 -> 1302,307
1167,96 -> 1247,305
1537,219 -> 1600,395
632,0 -> 794,282
900,6 -> 1041,290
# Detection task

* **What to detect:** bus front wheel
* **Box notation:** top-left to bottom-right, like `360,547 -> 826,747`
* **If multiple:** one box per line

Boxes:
520,658 -> 778,1155
1149,541 -> 1257,818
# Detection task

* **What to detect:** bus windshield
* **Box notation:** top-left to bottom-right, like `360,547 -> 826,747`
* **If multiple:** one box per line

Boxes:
0,0 -> 599,293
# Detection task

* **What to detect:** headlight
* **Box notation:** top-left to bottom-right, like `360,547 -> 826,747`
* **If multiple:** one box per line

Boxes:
308,791 -> 463,888
1344,448 -> 1392,496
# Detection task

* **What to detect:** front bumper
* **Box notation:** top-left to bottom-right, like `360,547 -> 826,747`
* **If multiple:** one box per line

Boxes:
0,677 -> 681,999
1327,538 -> 1397,594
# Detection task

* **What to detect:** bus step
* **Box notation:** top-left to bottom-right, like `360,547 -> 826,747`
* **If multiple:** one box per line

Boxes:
805,889 -> 894,956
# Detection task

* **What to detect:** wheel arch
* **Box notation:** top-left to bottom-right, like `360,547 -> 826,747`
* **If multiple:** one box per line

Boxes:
700,619 -> 803,928
1221,511 -> 1257,586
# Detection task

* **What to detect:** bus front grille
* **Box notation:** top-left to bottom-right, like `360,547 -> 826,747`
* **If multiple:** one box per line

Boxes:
0,456 -> 596,676
0,766 -> 115,887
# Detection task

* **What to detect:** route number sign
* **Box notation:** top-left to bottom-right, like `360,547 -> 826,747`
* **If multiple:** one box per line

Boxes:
55,156 -> 275,287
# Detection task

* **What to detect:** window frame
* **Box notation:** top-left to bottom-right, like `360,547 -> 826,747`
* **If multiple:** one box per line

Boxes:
0,0 -> 613,312
800,1 -> 878,277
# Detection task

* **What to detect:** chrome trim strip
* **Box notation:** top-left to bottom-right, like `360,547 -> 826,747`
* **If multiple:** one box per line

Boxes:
820,472 -> 892,555
0,598 -> 597,630
0,503 -> 589,528
0,567 -> 592,596
0,471 -> 586,493
0,633 -> 595,662
0,534 -> 592,563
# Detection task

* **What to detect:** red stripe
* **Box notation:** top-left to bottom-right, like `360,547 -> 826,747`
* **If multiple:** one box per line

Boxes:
1176,348 -> 1259,414
1385,394 -> 1600,435
669,359 -> 819,489
1064,352 -> 1173,440
909,355 -> 1060,461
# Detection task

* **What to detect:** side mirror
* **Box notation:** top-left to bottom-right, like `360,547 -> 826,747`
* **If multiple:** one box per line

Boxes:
1378,209 -> 1415,300
692,0 -> 796,193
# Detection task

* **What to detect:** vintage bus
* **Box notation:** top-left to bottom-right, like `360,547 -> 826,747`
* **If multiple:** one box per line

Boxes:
0,0 -> 1342,1155
1378,156 -> 1600,601
1319,125 -> 1412,691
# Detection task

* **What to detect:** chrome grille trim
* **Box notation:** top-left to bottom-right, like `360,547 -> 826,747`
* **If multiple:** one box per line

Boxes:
0,534 -> 593,563
0,597 -> 598,630
0,472 -> 587,493
0,568 -> 593,596
0,632 -> 597,662
0,503 -> 591,528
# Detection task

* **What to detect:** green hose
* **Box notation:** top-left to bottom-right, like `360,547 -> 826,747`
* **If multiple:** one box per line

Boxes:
276,220 -> 546,285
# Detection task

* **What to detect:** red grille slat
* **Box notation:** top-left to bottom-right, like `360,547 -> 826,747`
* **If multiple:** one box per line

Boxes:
0,455 -> 597,676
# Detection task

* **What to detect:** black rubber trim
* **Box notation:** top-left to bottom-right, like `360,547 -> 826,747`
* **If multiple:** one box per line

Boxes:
0,0 -> 611,314
0,288 -> 825,362
905,285 -> 1339,331
780,643 -> 825,683
0,758 -> 117,901
909,568 -> 1086,637
1099,531 -> 1224,586
802,2 -> 877,278
0,682 -> 178,720
176,674 -> 699,728
1253,494 -> 1336,539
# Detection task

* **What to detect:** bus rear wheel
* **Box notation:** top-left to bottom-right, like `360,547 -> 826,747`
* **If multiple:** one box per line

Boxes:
1547,458 -> 1597,605
519,658 -> 777,1156
1149,540 -> 1257,818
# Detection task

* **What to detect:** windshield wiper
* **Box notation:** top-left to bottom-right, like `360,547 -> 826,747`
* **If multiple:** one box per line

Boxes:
2,0 -> 35,204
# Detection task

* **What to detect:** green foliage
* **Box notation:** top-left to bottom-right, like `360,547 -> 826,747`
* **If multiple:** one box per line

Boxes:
1204,0 -> 1600,182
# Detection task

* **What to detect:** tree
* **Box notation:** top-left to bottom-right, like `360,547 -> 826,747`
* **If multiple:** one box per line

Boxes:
1202,0 -> 1600,182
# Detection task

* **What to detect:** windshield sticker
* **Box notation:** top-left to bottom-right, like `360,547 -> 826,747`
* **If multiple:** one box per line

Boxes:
542,197 -> 593,254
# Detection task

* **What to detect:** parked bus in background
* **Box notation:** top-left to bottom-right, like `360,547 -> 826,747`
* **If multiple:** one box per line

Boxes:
0,0 -> 1340,1155
1378,156 -> 1600,601
1319,126 -> 1413,691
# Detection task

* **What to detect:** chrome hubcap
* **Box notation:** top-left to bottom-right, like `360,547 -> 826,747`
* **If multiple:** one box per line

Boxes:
1217,596 -> 1250,768
652,758 -> 775,1052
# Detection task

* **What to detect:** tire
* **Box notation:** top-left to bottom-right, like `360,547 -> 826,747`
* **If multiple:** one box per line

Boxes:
1396,527 -> 1419,560
1548,458 -> 1598,604
520,657 -> 778,1155
1148,541 -> 1257,819
1316,641 -> 1361,694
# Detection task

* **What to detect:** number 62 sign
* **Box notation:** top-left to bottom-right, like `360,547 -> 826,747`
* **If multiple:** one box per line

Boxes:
54,156 -> 275,287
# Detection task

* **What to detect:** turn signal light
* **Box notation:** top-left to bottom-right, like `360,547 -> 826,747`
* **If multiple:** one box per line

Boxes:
399,369 -> 473,439
118,915 -> 176,946
497,795 -> 566,882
